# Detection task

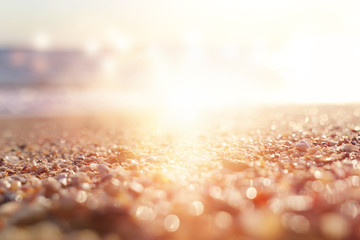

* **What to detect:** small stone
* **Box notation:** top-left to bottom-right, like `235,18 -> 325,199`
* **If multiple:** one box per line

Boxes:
79,165 -> 92,172
222,160 -> 249,171
69,173 -> 90,186
0,180 -> 11,189
10,204 -> 46,225
295,140 -> 310,151
11,176 -> 27,185
116,148 -> 136,162
98,164 -> 110,175
10,181 -> 21,191
4,155 -> 20,164
339,144 -> 359,152
0,202 -> 21,216
320,213 -> 349,239
52,162 -> 60,170
29,222 -> 62,240
42,177 -> 61,196
35,166 -> 49,175
104,178 -> 121,196
306,147 -> 319,155
56,175 -> 68,187
129,182 -> 143,194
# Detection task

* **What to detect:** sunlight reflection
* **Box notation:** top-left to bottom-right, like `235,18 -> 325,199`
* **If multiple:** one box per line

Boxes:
220,43 -> 239,58
101,57 -> 117,77
106,28 -> 132,52
189,201 -> 204,216
164,214 -> 180,232
32,32 -> 51,51
84,40 -> 100,56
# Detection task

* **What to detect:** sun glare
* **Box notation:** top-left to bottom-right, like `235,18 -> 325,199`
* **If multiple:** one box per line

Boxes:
32,32 -> 51,51
157,85 -> 204,127
4,1 -> 360,239
106,28 -> 132,52
84,40 -> 100,56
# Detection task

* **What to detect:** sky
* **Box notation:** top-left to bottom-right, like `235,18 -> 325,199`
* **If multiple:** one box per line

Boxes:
2,0 -> 360,105
1,0 -> 359,48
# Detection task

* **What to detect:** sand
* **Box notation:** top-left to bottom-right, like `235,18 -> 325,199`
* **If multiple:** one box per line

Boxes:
1,105 -> 360,240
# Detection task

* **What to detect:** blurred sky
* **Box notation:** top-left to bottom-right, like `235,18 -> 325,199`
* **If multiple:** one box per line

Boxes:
1,0 -> 360,111
1,0 -> 359,48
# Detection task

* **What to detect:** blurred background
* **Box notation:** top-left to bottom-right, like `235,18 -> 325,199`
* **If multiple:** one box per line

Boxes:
1,0 -> 360,116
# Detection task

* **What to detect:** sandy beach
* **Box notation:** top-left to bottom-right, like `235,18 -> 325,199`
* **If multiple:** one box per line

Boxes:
0,105 -> 360,239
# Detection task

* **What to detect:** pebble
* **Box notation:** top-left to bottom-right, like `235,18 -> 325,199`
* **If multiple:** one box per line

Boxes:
295,140 -> 311,151
129,182 -> 144,194
320,213 -> 349,239
306,147 -> 319,155
10,204 -> 46,225
0,180 -> 11,189
56,175 -> 68,187
221,160 -> 249,171
0,202 -> 21,216
1,107 -> 360,239
10,181 -> 21,191
339,144 -> 359,152
104,178 -> 121,196
98,164 -> 110,175
42,178 -> 61,195
35,166 -> 49,175
29,222 -> 62,240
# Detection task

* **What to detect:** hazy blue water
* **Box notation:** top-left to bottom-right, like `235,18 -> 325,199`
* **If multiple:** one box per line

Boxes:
0,49 -> 112,116
0,49 -> 101,86
0,47 -> 281,116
